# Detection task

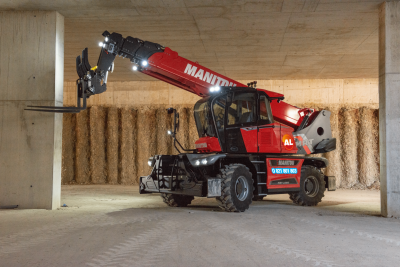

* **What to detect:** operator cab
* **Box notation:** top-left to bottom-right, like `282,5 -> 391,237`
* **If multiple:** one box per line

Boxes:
194,87 -> 292,154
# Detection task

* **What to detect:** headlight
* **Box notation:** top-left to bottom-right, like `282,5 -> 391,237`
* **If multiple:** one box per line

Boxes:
195,160 -> 200,166
201,159 -> 208,165
148,157 -> 155,167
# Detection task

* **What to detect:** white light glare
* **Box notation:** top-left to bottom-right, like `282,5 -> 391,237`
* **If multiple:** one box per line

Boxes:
142,60 -> 148,66
201,159 -> 208,165
98,42 -> 104,47
133,66 -> 138,71
167,130 -> 172,135
209,86 -> 220,93
195,160 -> 200,166
105,37 -> 109,42
148,160 -> 152,166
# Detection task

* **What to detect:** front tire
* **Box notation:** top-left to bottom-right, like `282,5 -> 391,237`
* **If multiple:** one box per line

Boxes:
161,193 -> 194,207
289,165 -> 325,206
252,195 -> 265,201
217,164 -> 253,212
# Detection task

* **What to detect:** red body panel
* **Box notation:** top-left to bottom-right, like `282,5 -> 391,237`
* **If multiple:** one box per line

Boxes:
258,123 -> 281,153
195,137 -> 222,153
266,158 -> 304,190
240,127 -> 258,153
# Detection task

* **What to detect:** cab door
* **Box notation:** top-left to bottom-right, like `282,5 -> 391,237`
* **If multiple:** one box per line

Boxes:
257,93 -> 281,153
225,92 -> 257,153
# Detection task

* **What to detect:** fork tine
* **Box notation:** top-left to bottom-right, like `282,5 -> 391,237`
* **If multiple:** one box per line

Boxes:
26,105 -> 83,110
24,108 -> 81,113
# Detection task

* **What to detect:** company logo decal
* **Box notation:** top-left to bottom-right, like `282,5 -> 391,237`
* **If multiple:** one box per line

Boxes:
278,160 -> 295,166
195,143 -> 207,148
184,63 -> 237,87
282,134 -> 295,150
293,134 -> 314,154
271,168 -> 298,174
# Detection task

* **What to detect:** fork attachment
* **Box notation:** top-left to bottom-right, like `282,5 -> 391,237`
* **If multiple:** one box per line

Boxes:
25,46 -> 110,113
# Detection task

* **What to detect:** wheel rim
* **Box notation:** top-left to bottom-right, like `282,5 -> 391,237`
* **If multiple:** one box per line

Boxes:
235,176 -> 249,201
304,176 -> 319,197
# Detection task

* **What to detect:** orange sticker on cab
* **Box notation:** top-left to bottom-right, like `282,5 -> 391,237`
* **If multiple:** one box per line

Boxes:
282,134 -> 295,150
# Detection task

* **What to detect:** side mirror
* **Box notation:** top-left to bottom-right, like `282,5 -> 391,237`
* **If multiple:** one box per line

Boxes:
166,107 -> 179,134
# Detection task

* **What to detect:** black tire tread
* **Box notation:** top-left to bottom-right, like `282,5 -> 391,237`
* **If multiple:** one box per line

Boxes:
290,165 -> 325,206
216,164 -> 253,212
161,193 -> 194,207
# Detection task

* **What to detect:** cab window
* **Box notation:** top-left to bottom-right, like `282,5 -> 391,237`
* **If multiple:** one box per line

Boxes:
259,94 -> 273,124
227,93 -> 256,126
212,95 -> 226,143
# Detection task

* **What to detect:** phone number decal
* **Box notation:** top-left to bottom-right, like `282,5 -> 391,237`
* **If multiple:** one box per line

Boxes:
271,168 -> 298,174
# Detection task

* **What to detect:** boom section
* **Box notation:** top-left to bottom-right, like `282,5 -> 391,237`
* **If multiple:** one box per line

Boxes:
96,31 -> 303,128
97,31 -> 245,97
26,30 -> 310,129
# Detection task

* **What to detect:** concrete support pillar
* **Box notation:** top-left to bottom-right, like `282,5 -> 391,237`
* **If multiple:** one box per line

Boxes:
0,11 -> 64,209
379,2 -> 400,218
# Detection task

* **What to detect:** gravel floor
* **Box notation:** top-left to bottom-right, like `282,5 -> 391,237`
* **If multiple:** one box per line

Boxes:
1,186 -> 399,267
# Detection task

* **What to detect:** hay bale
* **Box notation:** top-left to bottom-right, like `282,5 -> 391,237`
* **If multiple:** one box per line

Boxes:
156,107 -> 172,155
120,108 -> 137,184
339,108 -> 359,188
137,107 -> 157,181
373,109 -> 380,182
75,109 -> 90,184
358,107 -> 380,186
174,106 -> 190,154
61,113 -> 76,184
324,107 -> 342,187
89,106 -> 106,184
106,107 -> 119,184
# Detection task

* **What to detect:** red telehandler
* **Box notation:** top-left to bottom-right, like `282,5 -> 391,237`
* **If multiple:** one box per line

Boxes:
26,31 -> 336,212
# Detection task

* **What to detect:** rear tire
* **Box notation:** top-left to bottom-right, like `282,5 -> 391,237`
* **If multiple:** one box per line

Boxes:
161,193 -> 194,207
217,164 -> 253,212
289,165 -> 325,206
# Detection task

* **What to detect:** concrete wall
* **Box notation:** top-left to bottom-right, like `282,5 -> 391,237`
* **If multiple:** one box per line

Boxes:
63,78 -> 379,107
379,1 -> 400,218
0,11 -> 64,209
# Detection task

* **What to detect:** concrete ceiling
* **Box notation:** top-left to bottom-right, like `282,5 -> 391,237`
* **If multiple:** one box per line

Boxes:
0,0 -> 382,82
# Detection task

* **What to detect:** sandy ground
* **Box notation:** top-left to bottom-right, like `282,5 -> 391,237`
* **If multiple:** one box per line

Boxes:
1,186 -> 399,267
